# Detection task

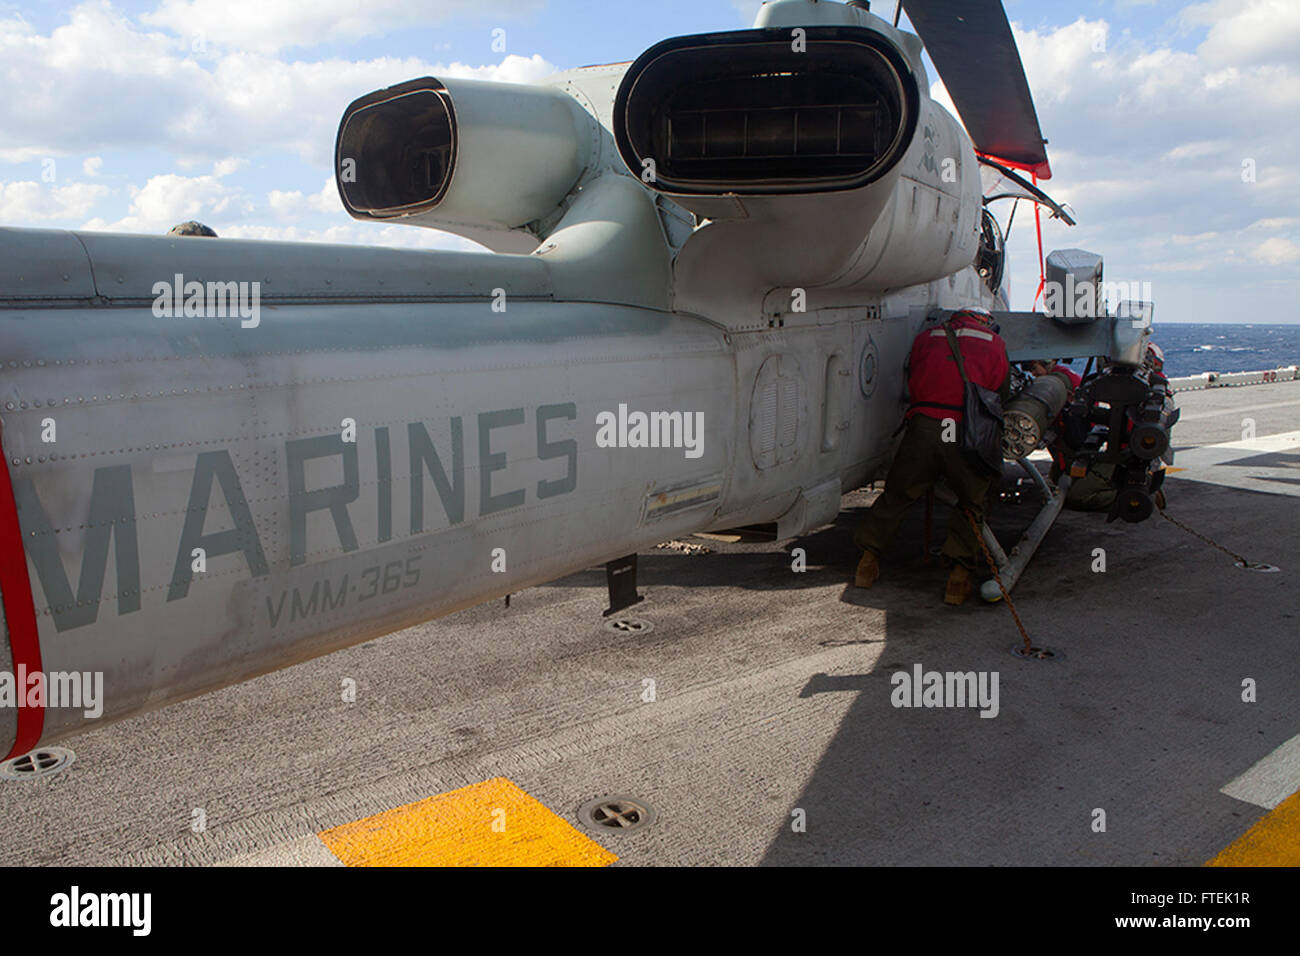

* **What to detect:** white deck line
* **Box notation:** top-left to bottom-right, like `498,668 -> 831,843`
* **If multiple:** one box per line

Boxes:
1221,733 -> 1300,810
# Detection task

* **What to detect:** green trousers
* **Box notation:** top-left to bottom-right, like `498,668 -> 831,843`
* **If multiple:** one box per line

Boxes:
853,415 -> 993,570
1049,461 -> 1118,512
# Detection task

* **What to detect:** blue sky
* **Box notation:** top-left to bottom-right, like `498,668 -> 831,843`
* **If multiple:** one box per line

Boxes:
2,0 -> 1298,323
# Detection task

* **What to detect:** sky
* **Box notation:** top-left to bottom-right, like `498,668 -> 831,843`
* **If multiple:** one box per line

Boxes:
1,0 -> 1298,323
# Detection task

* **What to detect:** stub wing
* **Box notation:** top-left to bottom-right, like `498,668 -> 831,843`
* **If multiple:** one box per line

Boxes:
982,311 -> 1150,366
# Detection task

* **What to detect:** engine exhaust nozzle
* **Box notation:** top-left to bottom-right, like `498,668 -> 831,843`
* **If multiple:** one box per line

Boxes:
614,26 -> 919,196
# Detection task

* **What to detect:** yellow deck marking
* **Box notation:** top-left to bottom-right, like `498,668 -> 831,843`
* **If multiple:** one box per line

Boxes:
1207,788 -> 1300,866
318,777 -> 618,867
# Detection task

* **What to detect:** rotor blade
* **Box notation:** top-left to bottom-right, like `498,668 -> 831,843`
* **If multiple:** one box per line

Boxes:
902,0 -> 1052,179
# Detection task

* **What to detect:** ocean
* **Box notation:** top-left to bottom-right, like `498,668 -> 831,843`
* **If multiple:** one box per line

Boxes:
1147,323 -> 1300,378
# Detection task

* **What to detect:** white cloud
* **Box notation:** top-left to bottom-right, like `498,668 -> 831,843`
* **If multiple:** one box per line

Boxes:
78,171 -> 250,232
83,156 -> 104,176
1247,217 -> 1300,231
0,4 -> 558,166
267,177 -> 338,220
1161,140 -> 1228,161
142,0 -> 544,54
1203,66 -> 1240,89
1168,231 -> 1221,246
0,180 -> 110,220
1256,237 -> 1300,265
1181,0 -> 1300,68
213,157 -> 246,177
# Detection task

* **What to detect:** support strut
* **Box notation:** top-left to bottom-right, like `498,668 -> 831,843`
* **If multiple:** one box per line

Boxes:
603,553 -> 644,617
935,464 -> 1071,603
977,474 -> 1072,603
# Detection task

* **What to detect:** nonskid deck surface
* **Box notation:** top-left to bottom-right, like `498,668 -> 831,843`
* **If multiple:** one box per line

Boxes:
2,381 -> 1297,866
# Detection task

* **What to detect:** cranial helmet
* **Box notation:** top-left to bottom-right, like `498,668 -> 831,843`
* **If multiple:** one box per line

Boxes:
168,221 -> 218,238
951,307 -> 995,326
1146,342 -> 1165,372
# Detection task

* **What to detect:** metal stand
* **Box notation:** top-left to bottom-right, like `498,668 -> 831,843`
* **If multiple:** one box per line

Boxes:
977,462 -> 1072,603
935,458 -> 1071,603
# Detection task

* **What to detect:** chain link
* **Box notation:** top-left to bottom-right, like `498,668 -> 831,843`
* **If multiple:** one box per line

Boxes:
963,508 -> 1035,655
962,497 -> 1259,657
1158,506 -> 1253,566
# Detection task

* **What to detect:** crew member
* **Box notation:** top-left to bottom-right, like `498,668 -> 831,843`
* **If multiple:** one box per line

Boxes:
168,221 -> 218,237
1027,357 -> 1081,389
1029,358 -> 1081,476
1144,342 -> 1166,380
1059,342 -> 1166,511
854,308 -> 1010,605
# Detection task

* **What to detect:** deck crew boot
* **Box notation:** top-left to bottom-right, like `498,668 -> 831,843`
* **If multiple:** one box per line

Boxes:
943,565 -> 972,606
854,551 -> 881,588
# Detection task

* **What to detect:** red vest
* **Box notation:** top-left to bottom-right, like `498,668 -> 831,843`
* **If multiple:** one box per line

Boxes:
1055,365 -> 1082,390
906,316 -> 1009,423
